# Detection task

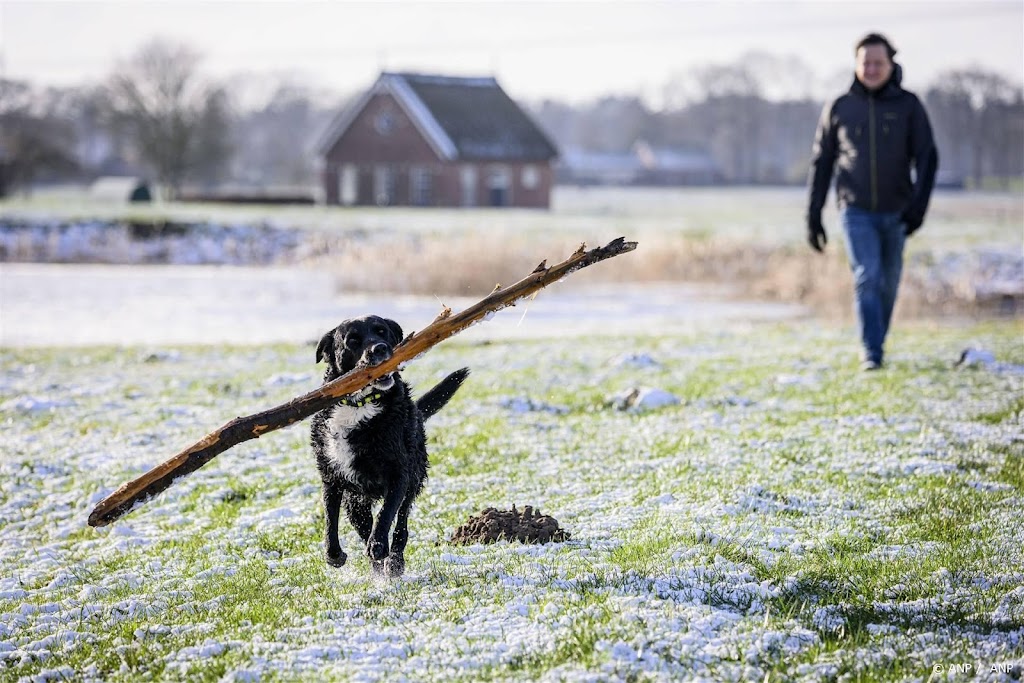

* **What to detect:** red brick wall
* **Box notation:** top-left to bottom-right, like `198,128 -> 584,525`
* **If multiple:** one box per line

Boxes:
326,93 -> 439,165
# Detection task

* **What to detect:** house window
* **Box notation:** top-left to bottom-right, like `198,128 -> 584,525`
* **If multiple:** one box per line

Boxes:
521,165 -> 540,190
460,165 -> 477,207
374,165 -> 395,206
410,167 -> 433,206
339,164 -> 357,206
487,166 -> 511,207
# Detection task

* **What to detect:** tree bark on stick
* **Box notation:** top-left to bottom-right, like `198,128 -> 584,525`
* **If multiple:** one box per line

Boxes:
88,237 -> 637,527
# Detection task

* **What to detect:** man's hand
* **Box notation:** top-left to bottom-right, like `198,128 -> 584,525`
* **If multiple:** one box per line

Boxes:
807,215 -> 828,253
901,210 -> 923,237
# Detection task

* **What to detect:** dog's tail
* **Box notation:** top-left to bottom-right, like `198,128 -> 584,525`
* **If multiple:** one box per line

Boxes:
417,367 -> 470,420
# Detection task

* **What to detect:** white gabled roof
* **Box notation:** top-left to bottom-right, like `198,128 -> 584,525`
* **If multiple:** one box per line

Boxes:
318,72 -> 558,163
384,74 -> 459,160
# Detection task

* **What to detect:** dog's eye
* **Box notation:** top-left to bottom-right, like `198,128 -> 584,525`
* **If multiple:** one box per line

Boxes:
375,326 -> 388,337
345,335 -> 362,349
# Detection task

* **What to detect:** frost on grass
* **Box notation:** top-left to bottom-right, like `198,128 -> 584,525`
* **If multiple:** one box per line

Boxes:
1,322 -> 1023,681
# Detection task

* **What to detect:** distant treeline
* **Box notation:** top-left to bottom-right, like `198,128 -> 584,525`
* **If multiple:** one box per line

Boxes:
1,40 -> 1020,198
533,57 -> 1023,188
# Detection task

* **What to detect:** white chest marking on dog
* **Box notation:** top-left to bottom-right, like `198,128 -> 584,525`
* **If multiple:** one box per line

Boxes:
324,402 -> 382,484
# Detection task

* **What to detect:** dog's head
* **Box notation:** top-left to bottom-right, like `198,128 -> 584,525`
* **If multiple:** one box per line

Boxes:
316,315 -> 404,390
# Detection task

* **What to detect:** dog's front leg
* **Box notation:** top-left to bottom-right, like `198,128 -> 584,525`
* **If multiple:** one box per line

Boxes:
383,494 -> 416,578
368,478 -> 408,562
322,486 -> 347,567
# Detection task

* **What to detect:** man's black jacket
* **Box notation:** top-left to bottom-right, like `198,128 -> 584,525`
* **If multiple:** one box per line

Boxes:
807,65 -> 939,232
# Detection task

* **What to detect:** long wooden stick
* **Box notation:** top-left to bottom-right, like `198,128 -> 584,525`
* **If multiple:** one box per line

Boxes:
87,237 -> 637,527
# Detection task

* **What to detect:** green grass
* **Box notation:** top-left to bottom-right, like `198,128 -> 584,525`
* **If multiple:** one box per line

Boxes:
1,319 -> 1023,681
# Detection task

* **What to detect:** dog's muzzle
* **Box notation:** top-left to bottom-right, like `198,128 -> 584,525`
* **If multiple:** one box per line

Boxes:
363,342 -> 392,366
362,343 -> 395,391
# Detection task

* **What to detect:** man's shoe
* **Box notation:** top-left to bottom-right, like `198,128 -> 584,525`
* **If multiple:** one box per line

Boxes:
861,360 -> 883,371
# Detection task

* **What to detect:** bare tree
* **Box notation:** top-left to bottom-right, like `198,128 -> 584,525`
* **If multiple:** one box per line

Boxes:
927,69 -> 1023,188
986,90 -> 1024,187
537,60 -> 1023,188
578,97 -> 653,153
104,39 -> 232,198
692,62 -> 766,182
0,80 -> 78,196
228,80 -> 338,187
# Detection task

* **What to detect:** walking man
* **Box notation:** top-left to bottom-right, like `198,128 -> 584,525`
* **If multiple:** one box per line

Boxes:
806,33 -> 938,370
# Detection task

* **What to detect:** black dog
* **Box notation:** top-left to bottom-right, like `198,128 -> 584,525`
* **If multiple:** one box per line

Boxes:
310,315 -> 468,577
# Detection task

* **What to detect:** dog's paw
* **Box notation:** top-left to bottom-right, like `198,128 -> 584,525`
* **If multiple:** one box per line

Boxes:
367,540 -> 389,561
370,558 -> 387,578
325,548 -> 348,568
369,554 -> 404,580
384,553 -> 405,578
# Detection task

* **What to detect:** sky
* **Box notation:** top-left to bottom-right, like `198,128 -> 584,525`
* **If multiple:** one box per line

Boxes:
2,0 -> 1022,107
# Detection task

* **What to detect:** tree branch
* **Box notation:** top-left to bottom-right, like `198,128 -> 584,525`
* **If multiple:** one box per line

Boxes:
87,237 -> 637,527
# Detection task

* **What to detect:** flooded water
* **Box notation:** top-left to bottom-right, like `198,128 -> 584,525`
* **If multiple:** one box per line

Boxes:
0,263 -> 806,347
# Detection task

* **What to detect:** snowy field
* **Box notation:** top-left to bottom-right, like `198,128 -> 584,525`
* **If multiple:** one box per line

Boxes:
1,318 -> 1023,681
1,186 -> 1022,681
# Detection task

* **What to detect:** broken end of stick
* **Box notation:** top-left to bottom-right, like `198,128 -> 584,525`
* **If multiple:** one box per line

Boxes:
88,509 -> 113,528
88,493 -> 145,527
532,260 -> 547,274
606,236 -> 638,253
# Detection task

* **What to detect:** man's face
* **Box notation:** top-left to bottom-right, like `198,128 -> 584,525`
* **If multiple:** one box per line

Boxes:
855,44 -> 894,91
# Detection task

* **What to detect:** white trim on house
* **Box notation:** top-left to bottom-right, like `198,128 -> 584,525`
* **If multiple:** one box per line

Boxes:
384,75 -> 459,161
316,88 -> 374,157
460,164 -> 477,207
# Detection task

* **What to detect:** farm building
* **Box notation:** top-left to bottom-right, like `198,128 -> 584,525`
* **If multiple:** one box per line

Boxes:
318,72 -> 558,208
557,142 -> 721,187
89,176 -> 152,203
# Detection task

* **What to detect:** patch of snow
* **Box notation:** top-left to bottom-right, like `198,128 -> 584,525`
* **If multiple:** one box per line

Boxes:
774,374 -> 819,388
957,347 -> 997,367
1,397 -> 76,413
956,346 -> 1024,374
265,373 -> 312,387
500,397 -> 569,415
610,353 -> 660,369
608,387 -> 680,411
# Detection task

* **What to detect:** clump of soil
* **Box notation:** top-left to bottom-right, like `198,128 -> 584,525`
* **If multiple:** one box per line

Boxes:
449,505 -> 571,545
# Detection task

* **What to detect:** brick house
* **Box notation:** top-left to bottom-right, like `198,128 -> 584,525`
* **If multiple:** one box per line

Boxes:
318,73 -> 558,208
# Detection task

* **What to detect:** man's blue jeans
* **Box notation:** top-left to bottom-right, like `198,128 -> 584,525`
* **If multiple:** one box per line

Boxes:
840,206 -> 906,365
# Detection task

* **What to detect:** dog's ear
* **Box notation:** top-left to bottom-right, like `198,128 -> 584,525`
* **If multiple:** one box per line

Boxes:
315,331 -> 335,365
384,318 -> 404,345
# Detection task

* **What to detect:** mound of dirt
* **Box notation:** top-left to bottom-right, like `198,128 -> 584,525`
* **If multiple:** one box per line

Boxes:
449,505 -> 571,545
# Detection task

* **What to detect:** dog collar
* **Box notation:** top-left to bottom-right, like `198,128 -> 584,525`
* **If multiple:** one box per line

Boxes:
337,393 -> 383,408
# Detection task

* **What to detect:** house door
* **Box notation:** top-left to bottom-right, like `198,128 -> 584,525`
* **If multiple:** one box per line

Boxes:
487,166 -> 511,207
410,167 -> 433,206
374,165 -> 396,206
